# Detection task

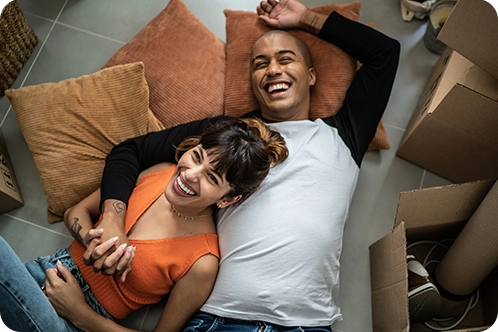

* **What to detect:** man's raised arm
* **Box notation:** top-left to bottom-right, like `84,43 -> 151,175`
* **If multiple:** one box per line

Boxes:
88,115 -> 232,275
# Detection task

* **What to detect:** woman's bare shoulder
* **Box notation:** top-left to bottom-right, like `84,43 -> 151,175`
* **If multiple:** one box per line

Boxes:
137,162 -> 175,183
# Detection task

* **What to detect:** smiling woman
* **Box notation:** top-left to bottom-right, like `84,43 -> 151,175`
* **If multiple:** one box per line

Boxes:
0,117 -> 288,332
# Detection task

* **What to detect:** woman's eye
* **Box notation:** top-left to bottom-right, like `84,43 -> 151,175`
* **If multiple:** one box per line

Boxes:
193,151 -> 201,161
208,174 -> 218,185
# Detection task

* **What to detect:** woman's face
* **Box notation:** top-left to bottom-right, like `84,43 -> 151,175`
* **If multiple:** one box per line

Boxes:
165,145 -> 238,210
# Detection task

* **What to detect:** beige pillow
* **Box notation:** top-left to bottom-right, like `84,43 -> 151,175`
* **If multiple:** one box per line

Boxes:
224,3 -> 389,150
103,0 -> 225,128
6,62 -> 164,222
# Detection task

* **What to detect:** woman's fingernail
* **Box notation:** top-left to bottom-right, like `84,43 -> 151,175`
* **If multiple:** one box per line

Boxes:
111,236 -> 119,242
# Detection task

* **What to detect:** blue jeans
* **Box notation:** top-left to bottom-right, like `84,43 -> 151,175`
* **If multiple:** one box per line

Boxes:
0,236 -> 113,332
184,312 -> 333,332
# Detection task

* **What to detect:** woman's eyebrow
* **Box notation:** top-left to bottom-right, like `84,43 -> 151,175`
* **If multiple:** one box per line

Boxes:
199,147 -> 225,184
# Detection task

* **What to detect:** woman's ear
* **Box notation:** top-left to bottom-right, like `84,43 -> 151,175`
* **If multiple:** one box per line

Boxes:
217,195 -> 242,209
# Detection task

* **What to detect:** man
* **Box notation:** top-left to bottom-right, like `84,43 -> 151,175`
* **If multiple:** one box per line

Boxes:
88,0 -> 400,329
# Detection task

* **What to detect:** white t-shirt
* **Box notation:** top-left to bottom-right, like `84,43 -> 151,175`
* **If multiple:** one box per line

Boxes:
200,119 -> 359,326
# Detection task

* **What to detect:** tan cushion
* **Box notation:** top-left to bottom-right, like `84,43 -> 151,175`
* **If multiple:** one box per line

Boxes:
224,3 -> 389,150
6,62 -> 164,222
103,0 -> 225,128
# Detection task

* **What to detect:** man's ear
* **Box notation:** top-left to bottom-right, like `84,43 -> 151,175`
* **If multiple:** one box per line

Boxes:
308,67 -> 316,86
217,195 -> 242,209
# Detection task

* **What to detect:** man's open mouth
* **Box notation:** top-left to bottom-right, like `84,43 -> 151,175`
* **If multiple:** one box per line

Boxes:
265,82 -> 290,94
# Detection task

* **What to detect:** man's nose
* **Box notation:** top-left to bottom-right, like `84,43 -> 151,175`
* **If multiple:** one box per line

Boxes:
267,60 -> 282,76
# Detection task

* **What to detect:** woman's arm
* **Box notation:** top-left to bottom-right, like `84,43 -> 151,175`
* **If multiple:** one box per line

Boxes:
153,254 -> 219,331
64,189 -> 101,247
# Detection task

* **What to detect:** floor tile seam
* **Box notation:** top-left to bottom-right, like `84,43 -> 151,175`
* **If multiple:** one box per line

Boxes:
139,305 -> 151,330
383,122 -> 406,132
3,213 -> 73,239
419,169 -> 427,189
23,11 -> 56,24
0,105 -> 12,128
53,21 -> 127,45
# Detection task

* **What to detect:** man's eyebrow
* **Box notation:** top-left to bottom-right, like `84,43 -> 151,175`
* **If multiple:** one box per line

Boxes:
251,50 -> 297,64
277,50 -> 297,56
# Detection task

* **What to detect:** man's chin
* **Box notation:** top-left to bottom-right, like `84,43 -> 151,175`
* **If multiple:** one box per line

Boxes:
262,102 -> 297,117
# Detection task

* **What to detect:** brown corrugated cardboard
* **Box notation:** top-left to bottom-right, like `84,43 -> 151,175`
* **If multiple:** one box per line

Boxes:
396,47 -> 498,183
370,179 -> 498,331
437,0 -> 498,80
0,130 -> 24,213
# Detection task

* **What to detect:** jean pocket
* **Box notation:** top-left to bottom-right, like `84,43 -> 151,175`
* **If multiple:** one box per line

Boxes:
183,315 -> 221,332
183,318 -> 204,332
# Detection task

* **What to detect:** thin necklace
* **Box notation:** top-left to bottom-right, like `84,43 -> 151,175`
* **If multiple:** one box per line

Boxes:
171,204 -> 212,221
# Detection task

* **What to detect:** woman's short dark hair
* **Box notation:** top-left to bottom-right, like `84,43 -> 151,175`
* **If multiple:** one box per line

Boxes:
175,118 -> 288,202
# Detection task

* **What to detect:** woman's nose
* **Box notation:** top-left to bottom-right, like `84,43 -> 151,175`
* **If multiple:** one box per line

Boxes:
184,166 -> 201,182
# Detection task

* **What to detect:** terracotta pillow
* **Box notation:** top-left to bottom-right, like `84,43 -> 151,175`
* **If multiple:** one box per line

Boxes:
103,0 -> 225,128
6,63 -> 164,222
224,3 -> 389,150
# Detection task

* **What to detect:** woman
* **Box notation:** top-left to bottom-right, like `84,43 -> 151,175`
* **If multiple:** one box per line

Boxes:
0,118 -> 288,332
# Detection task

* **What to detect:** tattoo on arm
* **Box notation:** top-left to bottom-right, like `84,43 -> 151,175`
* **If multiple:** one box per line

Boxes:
113,201 -> 125,214
309,15 -> 319,33
70,217 -> 84,245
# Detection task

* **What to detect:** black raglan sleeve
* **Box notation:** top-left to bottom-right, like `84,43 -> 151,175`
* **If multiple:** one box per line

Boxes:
99,115 -> 233,208
320,12 -> 400,166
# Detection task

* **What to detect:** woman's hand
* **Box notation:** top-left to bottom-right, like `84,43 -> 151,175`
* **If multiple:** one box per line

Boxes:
256,0 -> 307,29
83,231 -> 136,282
45,261 -> 88,322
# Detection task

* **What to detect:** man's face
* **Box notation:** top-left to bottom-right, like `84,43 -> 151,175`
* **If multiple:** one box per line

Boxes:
250,32 -> 316,121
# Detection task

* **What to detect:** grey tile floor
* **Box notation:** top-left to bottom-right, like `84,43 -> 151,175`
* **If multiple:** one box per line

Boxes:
0,0 -> 454,331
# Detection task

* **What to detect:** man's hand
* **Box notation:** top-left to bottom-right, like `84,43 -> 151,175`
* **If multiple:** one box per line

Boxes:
83,199 -> 131,278
257,0 -> 307,29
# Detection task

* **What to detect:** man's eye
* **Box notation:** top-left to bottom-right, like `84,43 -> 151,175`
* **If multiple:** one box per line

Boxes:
279,57 -> 292,63
254,62 -> 267,69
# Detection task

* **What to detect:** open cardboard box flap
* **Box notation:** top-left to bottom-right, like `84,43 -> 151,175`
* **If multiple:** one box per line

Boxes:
438,0 -> 498,80
396,48 -> 498,183
370,179 -> 497,331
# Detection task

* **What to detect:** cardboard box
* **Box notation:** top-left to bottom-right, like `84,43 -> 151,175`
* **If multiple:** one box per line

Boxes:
437,0 -> 498,81
396,46 -> 498,183
370,179 -> 498,331
0,130 -> 24,213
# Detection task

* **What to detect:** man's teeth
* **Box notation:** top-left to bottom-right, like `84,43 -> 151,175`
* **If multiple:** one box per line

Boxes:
267,83 -> 289,93
177,177 -> 195,195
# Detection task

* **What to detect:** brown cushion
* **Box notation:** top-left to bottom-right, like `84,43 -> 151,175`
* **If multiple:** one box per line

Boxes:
103,0 -> 225,128
6,62 -> 164,222
224,3 -> 389,150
